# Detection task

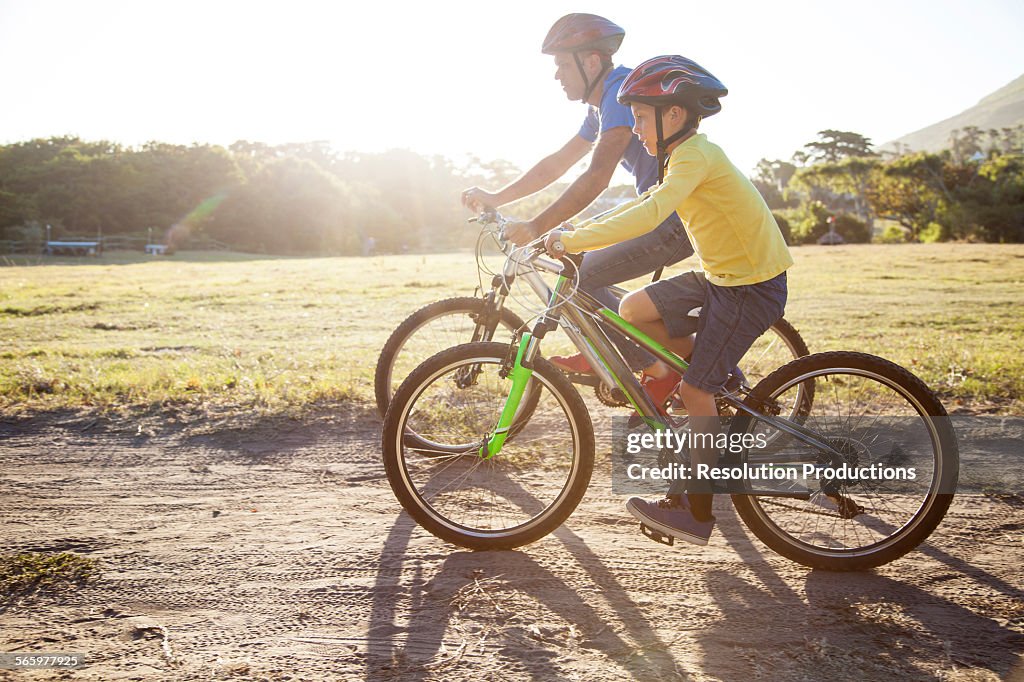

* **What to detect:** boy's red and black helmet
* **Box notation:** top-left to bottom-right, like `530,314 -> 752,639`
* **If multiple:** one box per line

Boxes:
541,13 -> 625,55
617,55 -> 728,118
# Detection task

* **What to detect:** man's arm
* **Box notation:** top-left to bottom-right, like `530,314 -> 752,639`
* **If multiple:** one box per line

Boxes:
529,126 -> 633,231
462,135 -> 591,211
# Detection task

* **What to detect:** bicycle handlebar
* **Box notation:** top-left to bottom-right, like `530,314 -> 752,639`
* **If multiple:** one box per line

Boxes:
468,209 -> 581,277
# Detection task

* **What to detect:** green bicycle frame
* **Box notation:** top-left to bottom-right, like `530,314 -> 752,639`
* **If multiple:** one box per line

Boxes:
480,270 -> 683,457
479,260 -> 847,465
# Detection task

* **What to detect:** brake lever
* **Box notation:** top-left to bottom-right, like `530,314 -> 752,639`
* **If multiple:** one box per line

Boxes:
467,208 -> 498,223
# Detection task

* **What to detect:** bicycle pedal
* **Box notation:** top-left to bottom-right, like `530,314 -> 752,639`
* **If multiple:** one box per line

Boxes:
639,523 -> 675,546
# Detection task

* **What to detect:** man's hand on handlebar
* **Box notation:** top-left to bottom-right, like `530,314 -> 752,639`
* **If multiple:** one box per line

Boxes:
461,187 -> 499,213
503,219 -> 543,246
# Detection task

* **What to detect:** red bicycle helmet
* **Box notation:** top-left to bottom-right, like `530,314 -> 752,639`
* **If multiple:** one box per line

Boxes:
617,55 -> 727,116
542,14 -> 625,103
617,55 -> 728,181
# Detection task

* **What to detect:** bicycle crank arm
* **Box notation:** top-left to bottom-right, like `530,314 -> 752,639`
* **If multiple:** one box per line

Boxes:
565,372 -> 602,388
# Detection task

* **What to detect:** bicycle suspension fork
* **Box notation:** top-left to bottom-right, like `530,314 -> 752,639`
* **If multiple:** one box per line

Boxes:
472,274 -> 513,342
478,273 -> 566,459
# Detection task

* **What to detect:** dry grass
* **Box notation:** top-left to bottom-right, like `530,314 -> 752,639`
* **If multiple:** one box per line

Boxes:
1,244 -> 1022,417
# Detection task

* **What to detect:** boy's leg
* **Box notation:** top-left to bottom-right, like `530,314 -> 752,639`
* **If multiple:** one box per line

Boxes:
617,272 -> 705,411
568,219 -> 693,371
628,272 -> 789,543
618,288 -> 696,371
677,387 -> 719,523
680,272 -> 790,523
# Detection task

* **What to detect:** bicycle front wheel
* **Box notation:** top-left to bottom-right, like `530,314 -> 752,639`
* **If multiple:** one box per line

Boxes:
382,342 -> 594,550
729,352 -> 958,571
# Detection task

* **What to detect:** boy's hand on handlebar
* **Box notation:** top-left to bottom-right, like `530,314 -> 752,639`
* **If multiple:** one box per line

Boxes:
544,229 -> 569,258
504,220 -> 541,246
461,187 -> 498,213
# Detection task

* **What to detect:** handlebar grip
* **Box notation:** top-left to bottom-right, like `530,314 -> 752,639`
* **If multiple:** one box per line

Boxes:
550,239 -> 566,256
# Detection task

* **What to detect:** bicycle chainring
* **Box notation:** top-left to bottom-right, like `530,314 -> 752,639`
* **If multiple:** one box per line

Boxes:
595,382 -> 629,408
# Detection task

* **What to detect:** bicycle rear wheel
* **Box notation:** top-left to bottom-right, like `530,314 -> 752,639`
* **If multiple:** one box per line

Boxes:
382,342 -> 594,550
718,317 -> 813,420
374,296 -> 528,417
728,352 -> 958,571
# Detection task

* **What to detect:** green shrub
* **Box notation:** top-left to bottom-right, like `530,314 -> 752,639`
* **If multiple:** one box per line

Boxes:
833,214 -> 871,243
877,224 -> 908,244
920,222 -> 947,243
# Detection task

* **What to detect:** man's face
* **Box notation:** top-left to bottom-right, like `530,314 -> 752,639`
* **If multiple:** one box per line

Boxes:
553,52 -> 586,101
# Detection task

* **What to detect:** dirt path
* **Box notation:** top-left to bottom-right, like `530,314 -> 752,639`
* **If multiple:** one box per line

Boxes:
1,408 -> 1022,681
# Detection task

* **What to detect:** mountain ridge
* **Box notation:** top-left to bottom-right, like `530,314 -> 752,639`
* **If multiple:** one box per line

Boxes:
882,73 -> 1024,154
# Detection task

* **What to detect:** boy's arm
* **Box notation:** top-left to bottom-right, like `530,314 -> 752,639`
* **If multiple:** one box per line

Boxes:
573,184 -> 656,230
462,135 -> 592,211
561,148 -> 706,252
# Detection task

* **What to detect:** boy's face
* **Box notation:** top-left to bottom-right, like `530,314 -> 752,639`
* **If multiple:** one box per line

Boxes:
631,103 -> 687,156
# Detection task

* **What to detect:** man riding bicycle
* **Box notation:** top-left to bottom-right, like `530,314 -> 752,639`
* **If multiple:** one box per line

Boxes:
461,13 -> 693,401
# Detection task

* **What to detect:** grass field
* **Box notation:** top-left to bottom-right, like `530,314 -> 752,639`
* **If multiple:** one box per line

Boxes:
1,243 -> 1022,416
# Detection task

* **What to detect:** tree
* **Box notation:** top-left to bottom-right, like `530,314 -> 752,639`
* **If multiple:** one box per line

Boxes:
803,130 -> 876,164
208,157 -> 358,254
949,126 -> 985,163
752,158 -> 798,209
792,157 -> 880,229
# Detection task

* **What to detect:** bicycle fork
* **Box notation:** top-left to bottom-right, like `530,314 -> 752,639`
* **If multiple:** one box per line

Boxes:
478,331 -> 539,459
478,271 -> 570,459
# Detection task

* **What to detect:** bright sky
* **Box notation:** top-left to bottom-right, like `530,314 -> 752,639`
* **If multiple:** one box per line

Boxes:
1,0 -> 1022,181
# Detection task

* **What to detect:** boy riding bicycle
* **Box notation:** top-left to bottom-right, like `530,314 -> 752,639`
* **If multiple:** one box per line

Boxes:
544,56 -> 794,546
461,14 -> 694,380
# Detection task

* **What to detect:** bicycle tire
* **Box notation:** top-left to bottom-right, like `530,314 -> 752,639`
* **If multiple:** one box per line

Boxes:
374,296 -> 528,417
729,352 -> 958,571
382,342 -> 594,550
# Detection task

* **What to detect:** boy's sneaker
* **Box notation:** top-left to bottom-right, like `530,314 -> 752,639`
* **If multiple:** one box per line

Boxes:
626,496 -> 715,546
549,353 -> 594,374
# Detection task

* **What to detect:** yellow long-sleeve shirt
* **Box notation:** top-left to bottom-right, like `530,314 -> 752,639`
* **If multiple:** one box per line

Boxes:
560,133 -> 793,287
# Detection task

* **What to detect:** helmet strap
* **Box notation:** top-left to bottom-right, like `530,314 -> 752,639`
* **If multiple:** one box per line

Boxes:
655,110 -> 704,182
574,51 -> 611,103
655,106 -> 667,183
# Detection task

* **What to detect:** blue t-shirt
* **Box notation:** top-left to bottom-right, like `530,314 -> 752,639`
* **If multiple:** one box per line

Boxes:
577,65 -> 660,196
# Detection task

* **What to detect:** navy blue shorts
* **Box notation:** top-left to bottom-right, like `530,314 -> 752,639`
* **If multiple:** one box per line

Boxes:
646,271 -> 788,393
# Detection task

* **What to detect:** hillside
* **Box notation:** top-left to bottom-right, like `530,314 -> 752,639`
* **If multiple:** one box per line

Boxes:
882,73 -> 1024,153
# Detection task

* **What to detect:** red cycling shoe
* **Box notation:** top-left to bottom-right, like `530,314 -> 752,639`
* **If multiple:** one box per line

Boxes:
640,369 -> 682,411
549,353 -> 594,374
627,370 -> 682,428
